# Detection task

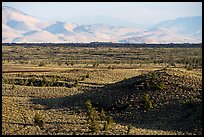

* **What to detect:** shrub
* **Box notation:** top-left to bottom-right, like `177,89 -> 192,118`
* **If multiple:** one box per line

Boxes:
33,113 -> 44,129
107,116 -> 114,126
52,76 -> 58,83
150,72 -> 158,79
185,65 -> 193,71
85,100 -> 93,120
86,73 -> 90,78
145,81 -> 150,90
102,115 -> 114,132
65,61 -> 69,66
31,76 -> 36,83
85,100 -> 114,133
71,61 -> 75,66
18,79 -> 24,85
147,100 -> 153,110
11,84 -> 15,90
103,122 -> 109,131
42,76 -> 47,87
80,76 -> 86,81
100,109 -> 106,121
24,79 -> 28,86
90,119 -> 100,133
39,62 -> 46,67
108,65 -> 112,69
111,65 -> 115,70
144,94 -> 153,111
62,82 -> 66,87
92,62 -> 99,68
57,61 -> 62,66
127,124 -> 132,134
73,79 -> 79,87
157,81 -> 165,90
145,72 -> 165,91
108,65 -> 114,69
85,100 -> 100,133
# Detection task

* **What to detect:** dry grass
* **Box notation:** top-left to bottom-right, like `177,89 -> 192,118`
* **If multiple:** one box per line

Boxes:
2,65 -> 202,135
2,45 -> 202,135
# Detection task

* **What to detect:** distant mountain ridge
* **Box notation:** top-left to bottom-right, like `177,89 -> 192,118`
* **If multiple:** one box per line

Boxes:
152,16 -> 202,35
2,6 -> 202,43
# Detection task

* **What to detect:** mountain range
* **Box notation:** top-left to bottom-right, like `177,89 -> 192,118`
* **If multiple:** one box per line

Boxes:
2,6 -> 202,43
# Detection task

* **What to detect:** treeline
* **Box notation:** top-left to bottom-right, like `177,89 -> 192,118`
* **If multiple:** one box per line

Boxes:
2,42 -> 202,48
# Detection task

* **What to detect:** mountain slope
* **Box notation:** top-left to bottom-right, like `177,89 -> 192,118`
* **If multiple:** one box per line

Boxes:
2,23 -> 23,42
119,27 -> 198,44
44,21 -> 78,35
2,6 -> 46,31
153,16 -> 202,36
68,15 -> 139,27
2,6 -> 202,43
13,30 -> 61,43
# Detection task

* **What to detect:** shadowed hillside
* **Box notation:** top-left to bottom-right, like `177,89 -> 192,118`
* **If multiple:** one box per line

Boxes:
31,68 -> 202,135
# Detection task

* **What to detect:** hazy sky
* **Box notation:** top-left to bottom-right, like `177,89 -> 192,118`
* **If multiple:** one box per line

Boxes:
2,2 -> 202,25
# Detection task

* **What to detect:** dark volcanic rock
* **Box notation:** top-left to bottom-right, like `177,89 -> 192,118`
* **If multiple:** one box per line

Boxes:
62,69 -> 202,134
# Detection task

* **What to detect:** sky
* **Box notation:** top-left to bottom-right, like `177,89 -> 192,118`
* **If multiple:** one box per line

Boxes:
2,2 -> 202,27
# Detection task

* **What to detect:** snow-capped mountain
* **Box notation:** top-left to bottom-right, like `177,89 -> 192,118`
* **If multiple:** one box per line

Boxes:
2,6 -> 202,43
